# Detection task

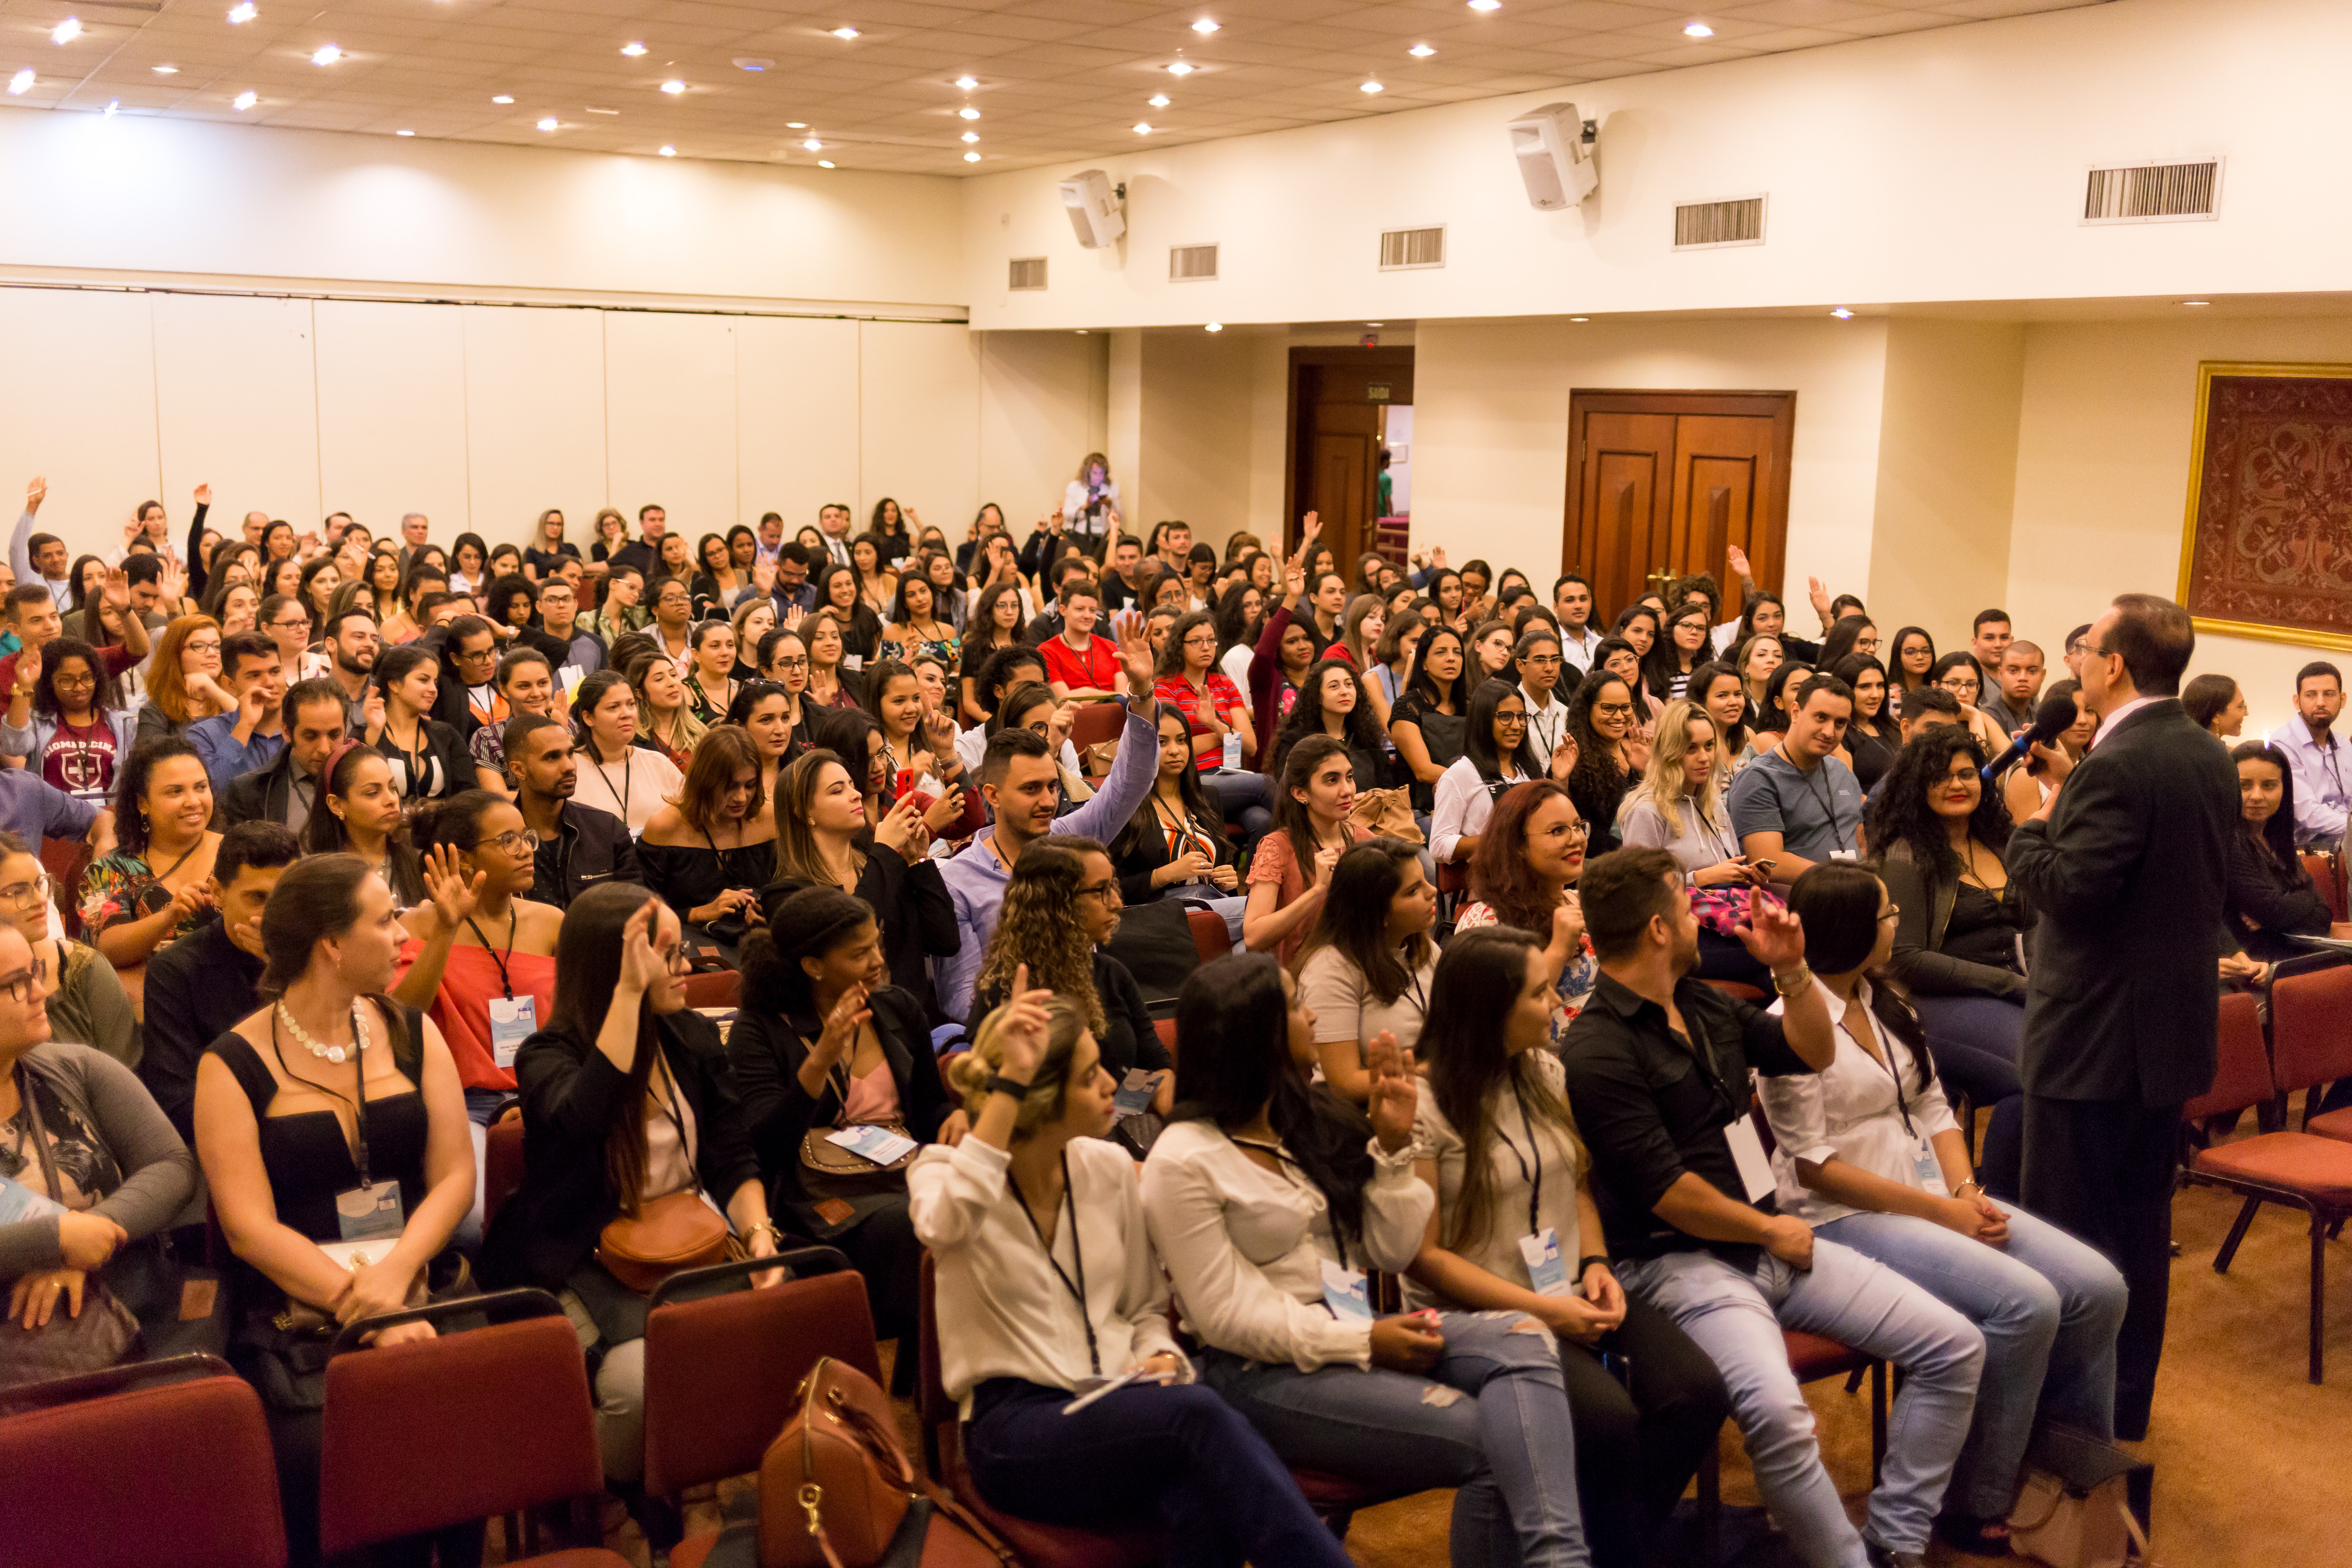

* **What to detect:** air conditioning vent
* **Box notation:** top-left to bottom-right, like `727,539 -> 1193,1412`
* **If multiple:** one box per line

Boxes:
1008,257 -> 1047,291
2082,160 -> 2221,224
1674,196 -> 1765,250
1379,226 -> 1445,270
1169,243 -> 1219,281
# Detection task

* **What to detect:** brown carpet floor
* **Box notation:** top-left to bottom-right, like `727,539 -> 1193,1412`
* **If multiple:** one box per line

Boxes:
559,1109 -> 2352,1567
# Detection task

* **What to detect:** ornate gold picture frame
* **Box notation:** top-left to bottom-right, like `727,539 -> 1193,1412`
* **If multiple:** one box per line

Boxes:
2177,361 -> 2352,653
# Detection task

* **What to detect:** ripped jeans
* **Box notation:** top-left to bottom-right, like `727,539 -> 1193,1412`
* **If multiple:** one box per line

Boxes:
1195,1308 -> 1591,1568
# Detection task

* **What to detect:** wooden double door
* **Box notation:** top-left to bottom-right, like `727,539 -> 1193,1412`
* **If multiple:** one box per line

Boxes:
1562,390 -> 1795,621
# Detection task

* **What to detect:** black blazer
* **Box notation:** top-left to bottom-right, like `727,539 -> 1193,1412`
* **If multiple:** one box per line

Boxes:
218,750 -> 308,829
478,1009 -> 760,1294
2006,699 -> 2237,1106
2224,831 -> 2331,963
724,985 -> 951,1202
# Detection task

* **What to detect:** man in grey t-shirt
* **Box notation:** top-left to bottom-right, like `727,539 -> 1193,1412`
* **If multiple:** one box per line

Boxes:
1728,673 -> 1862,878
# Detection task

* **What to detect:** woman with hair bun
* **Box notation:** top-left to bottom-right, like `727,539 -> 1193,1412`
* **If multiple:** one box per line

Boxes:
912,974 -> 1354,1566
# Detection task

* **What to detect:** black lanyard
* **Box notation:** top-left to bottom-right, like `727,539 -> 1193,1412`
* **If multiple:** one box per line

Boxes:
1008,1150 -> 1098,1376
592,747 -> 633,821
464,907 -> 517,1000
270,1001 -> 377,1185
1797,760 -> 1850,852
1847,994 -> 1917,1139
1493,1079 -> 1547,1240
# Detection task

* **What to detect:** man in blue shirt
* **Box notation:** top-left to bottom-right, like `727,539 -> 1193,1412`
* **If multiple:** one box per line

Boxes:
2266,661 -> 2349,851
935,614 -> 1161,1023
187,631 -> 287,791
1728,674 -> 1864,880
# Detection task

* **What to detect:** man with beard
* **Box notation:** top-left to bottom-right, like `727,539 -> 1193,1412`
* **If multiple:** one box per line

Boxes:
503,713 -> 641,909
321,605 -> 379,732
220,680 -> 347,833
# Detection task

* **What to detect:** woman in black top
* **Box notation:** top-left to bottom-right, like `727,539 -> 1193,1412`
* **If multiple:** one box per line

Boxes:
1273,657 -> 1391,793
1831,653 -> 1902,793
727,886 -> 951,1362
480,884 -> 777,1497
1565,671 -> 1639,856
812,564 -> 882,666
1862,726 -> 2027,1197
2226,741 -> 2331,967
522,508 -> 579,581
1388,621 -> 1471,815
637,727 -> 778,954
193,854 -> 472,1565
369,645 -> 473,803
1111,706 -> 1240,913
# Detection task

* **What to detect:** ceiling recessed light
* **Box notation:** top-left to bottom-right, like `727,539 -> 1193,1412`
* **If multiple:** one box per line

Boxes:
102,97 -> 116,114
152,63 -> 177,74
957,106 -> 979,119
830,26 -> 858,40
802,136 -> 821,149
537,116 -> 558,131
1365,322 -> 1384,327
659,144 -> 675,156
232,88 -> 256,109
1133,121 -> 1152,134
1569,315 -> 1589,322
1830,307 -> 1853,319
734,57 -> 772,71
311,44 -> 341,66
1204,322 -> 1222,332
963,150 -> 980,162
51,18 -> 82,45
960,130 -> 977,142
227,1 -> 256,22
817,159 -> 834,167
1408,43 -> 1434,57
1191,18 -> 1219,33
1166,60 -> 1194,75
1148,92 -> 1169,107
785,121 -> 806,129
492,94 -> 513,104
1683,21 -> 1714,37
659,79 -> 685,94
1360,80 -> 1383,93
2180,299 -> 2211,308
953,74 -> 977,89
586,105 -> 619,114
1468,0 -> 1500,11
620,42 -> 646,56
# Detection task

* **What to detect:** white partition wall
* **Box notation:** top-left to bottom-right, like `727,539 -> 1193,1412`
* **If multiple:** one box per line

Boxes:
315,299 -> 470,540
152,293 -> 322,534
0,288 -> 160,545
738,316 -> 862,539
603,312 -> 740,542
859,321 -> 982,541
460,304 -> 610,548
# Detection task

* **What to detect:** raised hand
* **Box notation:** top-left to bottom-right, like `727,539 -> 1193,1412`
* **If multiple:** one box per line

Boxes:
24,476 -> 46,513
1113,609 -> 1155,697
1726,543 -> 1752,581
100,567 -> 132,610
994,964 -> 1053,1080
193,482 -> 212,507
159,560 -> 187,606
361,685 -> 386,742
813,981 -> 872,1069
1548,733 -> 1578,781
1807,576 -> 1833,624
1047,700 -> 1077,750
616,897 -> 668,994
1732,886 -> 1807,972
751,557 -> 777,595
1364,1031 -> 1416,1152
11,646 -> 40,702
782,604 -> 805,631
420,843 -> 485,934
1283,562 -> 1306,599
1299,510 -> 1321,543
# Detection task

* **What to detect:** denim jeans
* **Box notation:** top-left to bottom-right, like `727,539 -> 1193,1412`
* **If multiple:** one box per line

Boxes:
1203,768 -> 1274,842
1158,886 -> 1247,947
1618,1242 -> 1984,1565
1816,1205 -> 2124,1517
1197,1308 -> 1590,1568
964,1378 -> 1353,1568
1914,994 -> 2025,1196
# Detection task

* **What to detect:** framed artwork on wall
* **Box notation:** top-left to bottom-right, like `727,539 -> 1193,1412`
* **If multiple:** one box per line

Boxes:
2178,361 -> 2352,652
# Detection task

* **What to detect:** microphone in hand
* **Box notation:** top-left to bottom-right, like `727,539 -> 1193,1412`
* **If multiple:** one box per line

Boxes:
1981,692 -> 2078,781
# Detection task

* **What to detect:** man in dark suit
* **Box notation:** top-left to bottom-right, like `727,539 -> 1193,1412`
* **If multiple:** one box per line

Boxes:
218,679 -> 347,833
2006,592 -> 2235,1439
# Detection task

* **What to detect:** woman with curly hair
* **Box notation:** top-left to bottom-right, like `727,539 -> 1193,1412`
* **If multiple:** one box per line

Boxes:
1863,723 -> 2027,1196
1272,656 -> 1392,794
83,737 -> 220,973
1564,669 -> 1641,857
968,836 -> 1168,1113
1456,780 -> 1599,1032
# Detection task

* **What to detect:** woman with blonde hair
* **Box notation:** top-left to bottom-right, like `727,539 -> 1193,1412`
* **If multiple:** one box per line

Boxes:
1619,699 -> 1771,983
628,652 -> 706,768
912,977 -> 1349,1565
765,747 -> 955,1008
135,614 -> 233,741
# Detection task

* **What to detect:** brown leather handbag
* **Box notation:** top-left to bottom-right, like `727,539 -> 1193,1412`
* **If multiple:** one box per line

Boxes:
764,1356 -> 1012,1568
595,1191 -> 737,1295
1350,786 -> 1423,844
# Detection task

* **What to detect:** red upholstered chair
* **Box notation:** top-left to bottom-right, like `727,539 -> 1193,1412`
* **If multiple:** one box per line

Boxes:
2302,851 -> 2347,923
318,1292 -> 625,1564
919,1252 -> 1161,1568
483,1110 -> 526,1228
680,968 -> 743,1009
1070,701 -> 1127,752
1698,977 -> 1770,1004
0,1354 -> 285,1568
1185,904 -> 1228,966
2268,965 -> 2352,1139
641,1250 -> 879,1568
2180,989 -> 2352,1382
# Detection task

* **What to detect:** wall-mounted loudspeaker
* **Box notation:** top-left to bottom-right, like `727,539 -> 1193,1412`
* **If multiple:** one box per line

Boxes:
1059,170 -> 1127,249
1506,103 -> 1597,210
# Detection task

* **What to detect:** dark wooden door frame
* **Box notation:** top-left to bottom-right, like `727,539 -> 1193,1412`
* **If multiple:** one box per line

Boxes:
1285,346 -> 1417,557
1562,388 -> 1796,597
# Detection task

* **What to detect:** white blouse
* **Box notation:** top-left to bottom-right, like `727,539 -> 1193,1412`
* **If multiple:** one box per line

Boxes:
579,745 -> 685,837
1618,793 -> 1741,876
1406,1051 -> 1584,1310
1430,756 -> 1525,866
1296,944 -> 1434,1056
1759,977 -> 1960,1226
1141,1118 -> 1431,1374
909,1136 -> 1184,1415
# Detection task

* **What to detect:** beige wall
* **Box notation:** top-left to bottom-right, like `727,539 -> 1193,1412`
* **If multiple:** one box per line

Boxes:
1868,320 -> 2028,646
1136,334 -> 1260,554
2008,315 -> 2352,738
1411,316 -> 1893,613
977,331 -> 1106,531
0,285 -> 980,559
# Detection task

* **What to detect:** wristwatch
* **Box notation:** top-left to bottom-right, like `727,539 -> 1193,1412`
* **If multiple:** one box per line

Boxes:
1770,963 -> 1813,997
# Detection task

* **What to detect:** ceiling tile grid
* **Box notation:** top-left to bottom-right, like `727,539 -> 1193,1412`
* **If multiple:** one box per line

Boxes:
0,0 -> 2101,172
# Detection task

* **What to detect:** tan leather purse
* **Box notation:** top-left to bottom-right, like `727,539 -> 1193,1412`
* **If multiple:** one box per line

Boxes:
595,1191 -> 738,1295
1350,786 -> 1423,844
765,1356 -> 1012,1568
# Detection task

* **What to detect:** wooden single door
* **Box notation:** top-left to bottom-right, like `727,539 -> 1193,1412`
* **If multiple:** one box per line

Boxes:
1288,348 -> 1414,567
1563,391 -> 1794,621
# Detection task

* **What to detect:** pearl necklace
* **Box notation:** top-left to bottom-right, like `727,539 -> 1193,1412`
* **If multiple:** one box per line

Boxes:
276,1001 -> 367,1065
